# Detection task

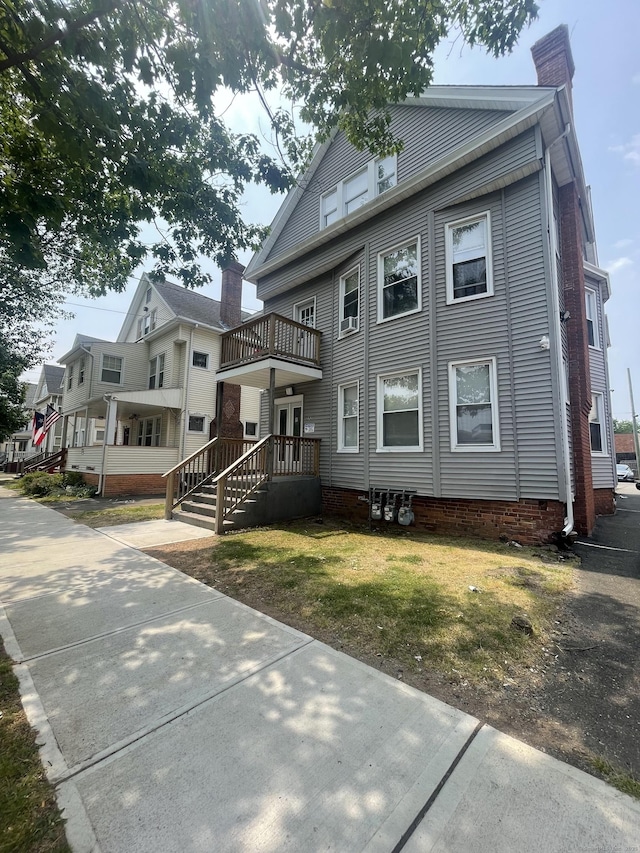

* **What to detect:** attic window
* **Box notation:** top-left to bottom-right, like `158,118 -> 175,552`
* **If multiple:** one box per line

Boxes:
320,154 -> 397,229
145,287 -> 152,303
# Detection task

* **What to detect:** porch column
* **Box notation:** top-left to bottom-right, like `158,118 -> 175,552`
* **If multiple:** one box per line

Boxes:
267,367 -> 276,479
104,398 -> 118,446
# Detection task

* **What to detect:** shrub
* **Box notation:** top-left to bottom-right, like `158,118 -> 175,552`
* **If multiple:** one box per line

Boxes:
62,471 -> 85,487
19,473 -> 64,496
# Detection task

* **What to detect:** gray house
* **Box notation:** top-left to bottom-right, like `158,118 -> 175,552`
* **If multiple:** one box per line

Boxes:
212,26 -> 615,544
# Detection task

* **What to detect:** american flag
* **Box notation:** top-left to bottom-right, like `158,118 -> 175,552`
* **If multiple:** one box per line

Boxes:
43,403 -> 62,432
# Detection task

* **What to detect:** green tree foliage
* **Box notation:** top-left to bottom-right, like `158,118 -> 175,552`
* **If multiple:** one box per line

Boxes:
1,0 -> 537,297
613,419 -> 639,434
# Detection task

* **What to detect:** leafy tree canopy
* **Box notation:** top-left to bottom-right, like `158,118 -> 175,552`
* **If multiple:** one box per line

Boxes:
613,419 -> 639,434
0,0 -> 537,297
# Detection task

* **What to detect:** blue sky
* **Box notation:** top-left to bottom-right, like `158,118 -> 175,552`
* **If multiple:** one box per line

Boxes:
25,0 -> 639,418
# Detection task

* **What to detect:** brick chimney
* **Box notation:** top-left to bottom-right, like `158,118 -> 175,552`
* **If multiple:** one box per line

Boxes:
531,25 -> 575,111
220,260 -> 244,328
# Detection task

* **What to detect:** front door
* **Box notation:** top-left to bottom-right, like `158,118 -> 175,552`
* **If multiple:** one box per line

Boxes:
275,398 -> 302,472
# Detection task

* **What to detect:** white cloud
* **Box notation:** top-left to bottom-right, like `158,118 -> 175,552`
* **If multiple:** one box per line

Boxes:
610,135 -> 640,166
607,257 -> 633,274
614,238 -> 634,249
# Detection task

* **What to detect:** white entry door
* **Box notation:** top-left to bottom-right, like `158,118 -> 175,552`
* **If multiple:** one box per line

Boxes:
275,397 -> 303,473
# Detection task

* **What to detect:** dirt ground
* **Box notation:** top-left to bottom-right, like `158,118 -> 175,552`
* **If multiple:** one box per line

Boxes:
145,484 -> 640,789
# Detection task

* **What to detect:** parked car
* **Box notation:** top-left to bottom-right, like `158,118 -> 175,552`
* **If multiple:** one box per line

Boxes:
616,463 -> 635,482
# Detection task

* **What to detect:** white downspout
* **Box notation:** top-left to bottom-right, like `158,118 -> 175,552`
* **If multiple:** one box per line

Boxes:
100,395 -> 118,496
180,327 -> 194,460
545,125 -> 574,536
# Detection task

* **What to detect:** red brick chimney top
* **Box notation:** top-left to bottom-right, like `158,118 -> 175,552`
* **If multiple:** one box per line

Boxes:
220,261 -> 245,328
531,25 -> 575,91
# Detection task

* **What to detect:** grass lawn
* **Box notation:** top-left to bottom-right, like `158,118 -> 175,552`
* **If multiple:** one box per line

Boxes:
148,519 -> 573,687
69,503 -> 165,527
0,643 -> 70,853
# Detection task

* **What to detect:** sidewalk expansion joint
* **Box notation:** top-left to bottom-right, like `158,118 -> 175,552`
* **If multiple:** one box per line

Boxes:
390,720 -> 484,853
19,597 -> 224,663
54,636 -> 315,785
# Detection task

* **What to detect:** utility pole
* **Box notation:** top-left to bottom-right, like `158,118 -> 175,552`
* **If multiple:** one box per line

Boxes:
627,368 -> 640,478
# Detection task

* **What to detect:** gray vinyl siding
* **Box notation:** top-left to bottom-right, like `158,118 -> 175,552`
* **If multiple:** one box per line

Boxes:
258,128 -> 539,301
586,276 -> 615,488
259,129 -> 563,502
269,106 -> 511,260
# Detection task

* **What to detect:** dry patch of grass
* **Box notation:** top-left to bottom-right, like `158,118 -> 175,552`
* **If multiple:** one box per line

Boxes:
0,643 -> 69,853
71,503 -> 165,528
148,519 -> 573,687
589,757 -> 640,801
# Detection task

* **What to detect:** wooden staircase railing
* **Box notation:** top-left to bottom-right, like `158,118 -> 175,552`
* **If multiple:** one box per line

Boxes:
22,448 -> 67,474
163,437 -> 256,519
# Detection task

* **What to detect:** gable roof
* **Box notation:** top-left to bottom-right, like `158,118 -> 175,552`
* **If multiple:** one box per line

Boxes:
152,279 -> 252,330
245,85 -> 566,283
41,365 -> 64,396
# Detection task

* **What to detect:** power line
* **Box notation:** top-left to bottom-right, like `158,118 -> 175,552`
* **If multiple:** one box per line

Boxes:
62,299 -> 260,315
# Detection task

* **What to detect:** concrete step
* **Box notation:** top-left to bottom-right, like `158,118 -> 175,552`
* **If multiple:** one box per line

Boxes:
190,491 -> 217,506
171,508 -> 216,532
181,500 -> 216,519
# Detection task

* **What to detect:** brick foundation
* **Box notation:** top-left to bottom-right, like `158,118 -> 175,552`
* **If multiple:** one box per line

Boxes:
321,487 -> 566,545
79,472 -> 165,497
594,488 -> 616,516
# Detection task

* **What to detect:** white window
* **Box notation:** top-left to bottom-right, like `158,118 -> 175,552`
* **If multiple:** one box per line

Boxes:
137,416 -> 162,447
101,354 -> 123,384
141,308 -> 157,336
188,414 -> 206,433
338,382 -> 359,452
339,268 -> 359,335
294,297 -> 316,328
192,351 -> 209,369
449,358 -> 500,451
377,370 -> 422,451
585,289 -> 599,348
320,154 -> 397,228
78,358 -> 85,386
378,239 -> 421,322
145,286 -> 152,303
589,393 -> 606,454
321,189 -> 338,228
67,364 -> 74,390
149,354 -> 165,389
446,212 -> 493,304
245,421 -> 258,438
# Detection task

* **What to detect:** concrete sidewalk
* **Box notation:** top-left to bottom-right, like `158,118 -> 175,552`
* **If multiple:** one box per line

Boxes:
1,488 -> 639,852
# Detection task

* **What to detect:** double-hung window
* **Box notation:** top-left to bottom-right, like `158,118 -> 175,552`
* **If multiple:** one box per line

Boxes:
378,370 -> 422,451
101,355 -> 123,384
320,154 -> 397,228
67,364 -> 74,390
449,358 -> 500,451
378,239 -> 420,322
446,213 -> 493,304
585,289 -> 599,348
338,382 -> 359,452
589,393 -> 606,454
339,268 -> 360,335
149,354 -> 165,389
78,358 -> 85,386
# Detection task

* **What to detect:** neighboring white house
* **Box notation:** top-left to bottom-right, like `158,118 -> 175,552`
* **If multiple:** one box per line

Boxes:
1,382 -> 38,469
58,264 -> 261,496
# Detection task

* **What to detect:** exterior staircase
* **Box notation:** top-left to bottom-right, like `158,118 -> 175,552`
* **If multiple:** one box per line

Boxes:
164,435 -> 321,534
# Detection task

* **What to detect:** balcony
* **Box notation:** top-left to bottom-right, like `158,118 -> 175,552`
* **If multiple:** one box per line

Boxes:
216,313 -> 322,389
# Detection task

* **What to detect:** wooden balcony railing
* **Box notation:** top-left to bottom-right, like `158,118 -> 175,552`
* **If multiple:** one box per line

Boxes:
220,313 -> 321,369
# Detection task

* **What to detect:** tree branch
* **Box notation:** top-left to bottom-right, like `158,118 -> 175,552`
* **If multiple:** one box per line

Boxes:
0,0 -> 120,72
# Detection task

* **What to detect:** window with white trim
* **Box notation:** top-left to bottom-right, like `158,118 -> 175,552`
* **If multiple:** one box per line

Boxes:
137,416 -> 162,447
78,358 -> 85,385
449,358 -> 500,451
339,268 -> 359,335
585,289 -> 599,348
294,298 -> 315,328
101,354 -> 123,384
137,309 -> 157,338
192,351 -> 209,369
445,212 -> 493,304
149,354 -> 165,389
188,414 -> 206,432
145,286 -> 152,303
67,364 -> 74,390
245,421 -> 258,438
378,239 -> 420,322
320,154 -> 397,228
377,370 -> 422,451
589,393 -> 606,454
338,382 -> 359,452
